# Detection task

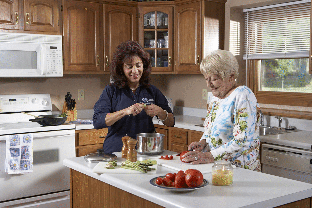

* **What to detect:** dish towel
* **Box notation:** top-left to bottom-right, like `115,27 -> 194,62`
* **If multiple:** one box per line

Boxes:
5,134 -> 33,174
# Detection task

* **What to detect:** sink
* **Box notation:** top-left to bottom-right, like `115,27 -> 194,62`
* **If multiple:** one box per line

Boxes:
259,126 -> 294,136
194,124 -> 204,127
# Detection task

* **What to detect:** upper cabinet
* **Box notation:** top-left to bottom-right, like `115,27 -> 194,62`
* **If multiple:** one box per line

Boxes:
174,1 -> 201,74
63,0 -> 102,74
104,4 -> 138,72
0,0 -> 60,34
0,0 -> 20,30
175,0 -> 225,74
24,0 -> 60,33
138,4 -> 174,73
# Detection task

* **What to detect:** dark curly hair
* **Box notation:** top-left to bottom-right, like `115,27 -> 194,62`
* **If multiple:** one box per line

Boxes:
110,40 -> 151,88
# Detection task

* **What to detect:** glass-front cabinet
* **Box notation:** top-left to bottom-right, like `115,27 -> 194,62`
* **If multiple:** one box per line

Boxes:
139,5 -> 173,73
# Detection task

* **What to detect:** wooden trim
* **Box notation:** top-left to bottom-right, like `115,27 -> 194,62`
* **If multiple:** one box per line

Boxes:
261,107 -> 312,120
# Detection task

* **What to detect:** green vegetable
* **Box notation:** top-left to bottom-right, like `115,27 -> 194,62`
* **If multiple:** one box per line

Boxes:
121,160 -> 155,173
105,160 -> 117,169
60,112 -> 67,118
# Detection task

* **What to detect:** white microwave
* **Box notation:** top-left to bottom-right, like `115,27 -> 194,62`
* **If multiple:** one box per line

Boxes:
0,32 -> 63,77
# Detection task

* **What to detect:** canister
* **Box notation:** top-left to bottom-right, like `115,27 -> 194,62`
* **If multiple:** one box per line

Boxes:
212,160 -> 233,186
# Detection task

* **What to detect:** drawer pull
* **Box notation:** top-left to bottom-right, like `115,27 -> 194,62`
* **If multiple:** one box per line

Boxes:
99,136 -> 106,138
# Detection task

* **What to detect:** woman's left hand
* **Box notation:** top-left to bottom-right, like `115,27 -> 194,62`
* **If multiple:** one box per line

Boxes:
143,104 -> 163,117
182,151 -> 214,165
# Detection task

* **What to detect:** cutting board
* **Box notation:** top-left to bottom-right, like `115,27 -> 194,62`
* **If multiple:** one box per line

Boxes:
92,162 -> 158,174
155,155 -> 214,173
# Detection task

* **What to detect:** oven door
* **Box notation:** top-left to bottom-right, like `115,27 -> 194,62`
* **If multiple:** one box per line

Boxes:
0,129 -> 75,205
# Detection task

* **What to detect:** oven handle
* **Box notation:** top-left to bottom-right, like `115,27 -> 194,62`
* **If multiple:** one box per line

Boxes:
262,143 -> 312,155
0,130 -> 75,141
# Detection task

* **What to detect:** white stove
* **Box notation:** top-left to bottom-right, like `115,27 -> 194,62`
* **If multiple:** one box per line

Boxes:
0,94 -> 75,207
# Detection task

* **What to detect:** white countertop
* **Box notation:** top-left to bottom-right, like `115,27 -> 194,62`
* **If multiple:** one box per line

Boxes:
63,151 -> 312,208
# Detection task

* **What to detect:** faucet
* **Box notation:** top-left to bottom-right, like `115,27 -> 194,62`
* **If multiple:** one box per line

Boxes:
275,116 -> 282,128
259,110 -> 264,126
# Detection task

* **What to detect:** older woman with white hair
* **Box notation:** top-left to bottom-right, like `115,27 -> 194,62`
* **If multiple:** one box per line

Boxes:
181,49 -> 261,171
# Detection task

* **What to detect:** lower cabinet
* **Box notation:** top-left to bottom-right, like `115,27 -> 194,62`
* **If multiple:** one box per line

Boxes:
75,128 -> 108,156
155,125 -> 203,153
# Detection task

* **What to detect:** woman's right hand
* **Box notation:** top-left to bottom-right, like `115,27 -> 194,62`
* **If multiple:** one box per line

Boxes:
124,103 -> 144,116
188,139 -> 207,151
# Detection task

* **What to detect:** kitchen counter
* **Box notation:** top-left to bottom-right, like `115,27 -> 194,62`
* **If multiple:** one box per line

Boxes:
63,152 -> 312,208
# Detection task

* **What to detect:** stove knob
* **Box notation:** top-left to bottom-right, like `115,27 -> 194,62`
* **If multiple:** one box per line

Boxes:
41,99 -> 49,106
31,98 -> 38,104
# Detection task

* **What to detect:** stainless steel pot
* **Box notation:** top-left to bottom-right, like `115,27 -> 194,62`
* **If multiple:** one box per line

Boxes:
136,133 -> 164,155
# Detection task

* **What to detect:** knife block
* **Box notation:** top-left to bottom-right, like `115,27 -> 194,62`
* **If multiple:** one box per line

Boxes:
62,101 -> 77,122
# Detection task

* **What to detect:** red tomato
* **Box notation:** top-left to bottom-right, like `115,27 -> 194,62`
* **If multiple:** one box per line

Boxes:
165,173 -> 175,182
162,177 -> 173,187
185,169 -> 204,188
155,177 -> 163,185
169,155 -> 173,160
165,155 -> 169,159
175,171 -> 188,188
160,156 -> 164,159
180,151 -> 190,163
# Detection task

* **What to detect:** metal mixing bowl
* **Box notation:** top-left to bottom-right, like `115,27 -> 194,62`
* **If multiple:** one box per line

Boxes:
136,133 -> 164,155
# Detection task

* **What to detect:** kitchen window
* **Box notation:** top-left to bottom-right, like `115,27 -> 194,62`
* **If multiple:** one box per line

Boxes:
243,0 -> 311,107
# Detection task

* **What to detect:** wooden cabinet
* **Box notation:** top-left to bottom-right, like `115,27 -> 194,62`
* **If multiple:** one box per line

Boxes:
174,0 -> 225,74
0,0 -> 20,30
164,126 -> 203,152
154,124 -> 168,150
63,0 -> 102,74
23,0 -> 61,33
0,0 -> 60,34
104,3 -> 138,72
138,3 -> 174,73
75,128 -> 108,157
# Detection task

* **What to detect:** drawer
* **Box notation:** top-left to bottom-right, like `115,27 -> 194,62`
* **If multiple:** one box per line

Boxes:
169,128 -> 188,145
171,143 -> 188,153
77,128 -> 108,146
76,143 -> 103,157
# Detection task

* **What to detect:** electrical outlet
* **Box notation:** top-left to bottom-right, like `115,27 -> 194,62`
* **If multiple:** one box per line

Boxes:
202,89 -> 208,100
78,89 -> 84,101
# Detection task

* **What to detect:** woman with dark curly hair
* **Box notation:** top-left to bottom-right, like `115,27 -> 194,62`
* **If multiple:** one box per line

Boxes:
93,40 -> 174,154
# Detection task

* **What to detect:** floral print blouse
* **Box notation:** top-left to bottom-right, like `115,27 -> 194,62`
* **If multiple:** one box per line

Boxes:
201,86 -> 261,171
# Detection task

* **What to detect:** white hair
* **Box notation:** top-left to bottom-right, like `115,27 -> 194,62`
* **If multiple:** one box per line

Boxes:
200,50 -> 239,80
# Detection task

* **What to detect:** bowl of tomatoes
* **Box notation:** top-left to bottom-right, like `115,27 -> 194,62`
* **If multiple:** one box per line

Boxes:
150,169 -> 208,192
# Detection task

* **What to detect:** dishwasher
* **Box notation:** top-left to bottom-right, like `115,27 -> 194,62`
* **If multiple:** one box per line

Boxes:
261,143 -> 312,183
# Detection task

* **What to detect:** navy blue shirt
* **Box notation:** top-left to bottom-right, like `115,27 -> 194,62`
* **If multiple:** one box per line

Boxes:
93,84 -> 173,154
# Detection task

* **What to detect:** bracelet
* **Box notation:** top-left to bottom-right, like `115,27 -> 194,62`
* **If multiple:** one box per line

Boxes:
161,110 -> 169,122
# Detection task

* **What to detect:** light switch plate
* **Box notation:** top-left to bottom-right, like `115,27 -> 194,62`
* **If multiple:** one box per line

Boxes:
78,89 -> 84,101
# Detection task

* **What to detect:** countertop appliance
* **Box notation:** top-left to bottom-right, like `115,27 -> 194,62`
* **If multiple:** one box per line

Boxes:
0,32 -> 63,77
261,131 -> 312,184
0,94 -> 75,207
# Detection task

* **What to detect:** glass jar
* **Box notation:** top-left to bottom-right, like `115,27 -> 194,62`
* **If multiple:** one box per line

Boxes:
212,160 -> 233,186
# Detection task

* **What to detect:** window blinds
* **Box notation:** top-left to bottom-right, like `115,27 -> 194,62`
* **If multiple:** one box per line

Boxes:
243,0 -> 311,60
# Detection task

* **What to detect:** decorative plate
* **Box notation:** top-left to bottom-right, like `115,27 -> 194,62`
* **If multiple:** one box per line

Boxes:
150,176 -> 209,192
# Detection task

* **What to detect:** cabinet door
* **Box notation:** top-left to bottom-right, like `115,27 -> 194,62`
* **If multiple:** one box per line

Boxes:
139,6 -> 174,73
104,4 -> 137,72
188,130 -> 203,144
0,0 -> 20,30
175,1 -> 201,74
63,0 -> 102,74
23,0 -> 60,34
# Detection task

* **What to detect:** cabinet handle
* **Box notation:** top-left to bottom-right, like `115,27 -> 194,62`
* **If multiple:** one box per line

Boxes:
105,56 -> 109,67
25,13 -> 30,24
96,55 -> 100,67
168,56 -> 171,66
15,12 -> 18,24
197,55 -> 200,65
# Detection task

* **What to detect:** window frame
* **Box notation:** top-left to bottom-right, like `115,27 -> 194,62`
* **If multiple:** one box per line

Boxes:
247,59 -> 312,107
